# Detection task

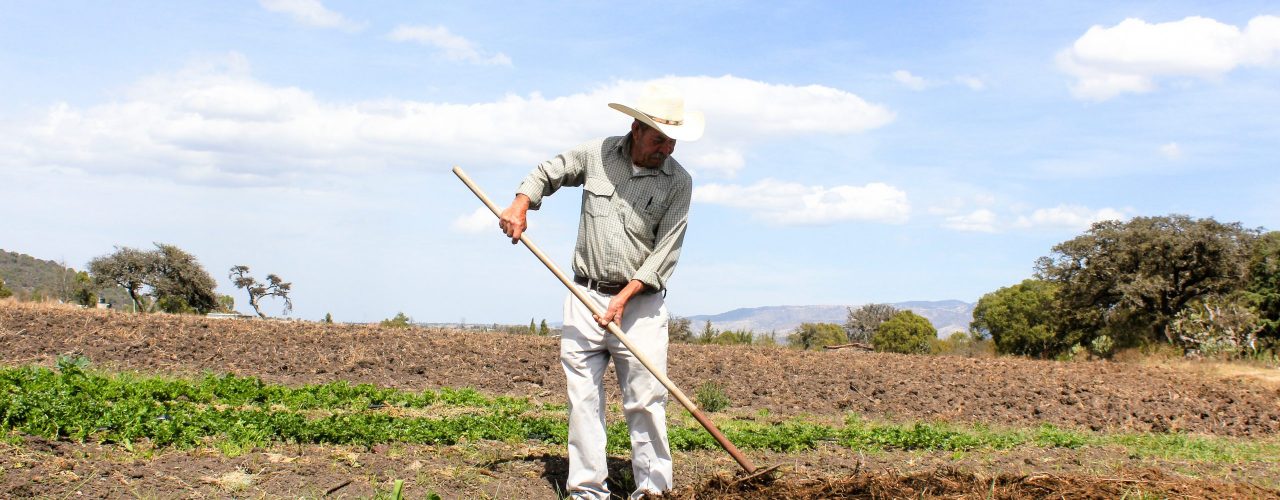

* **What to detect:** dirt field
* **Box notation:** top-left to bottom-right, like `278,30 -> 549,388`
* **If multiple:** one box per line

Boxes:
2,301 -> 1278,498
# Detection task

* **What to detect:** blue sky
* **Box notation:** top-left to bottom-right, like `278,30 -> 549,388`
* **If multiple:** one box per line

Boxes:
2,1 -> 1277,324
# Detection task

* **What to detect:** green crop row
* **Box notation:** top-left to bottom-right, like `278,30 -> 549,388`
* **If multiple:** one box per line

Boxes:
1,360 -> 1274,463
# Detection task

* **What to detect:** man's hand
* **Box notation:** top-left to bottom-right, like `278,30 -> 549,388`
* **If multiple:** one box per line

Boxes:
499,194 -> 531,244
593,280 -> 648,328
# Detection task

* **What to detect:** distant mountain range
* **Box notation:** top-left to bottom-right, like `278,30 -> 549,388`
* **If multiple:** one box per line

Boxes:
686,300 -> 975,338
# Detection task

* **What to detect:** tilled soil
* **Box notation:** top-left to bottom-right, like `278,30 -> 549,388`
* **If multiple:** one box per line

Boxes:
2,302 -> 1277,437
2,302 -> 1280,498
4,437 -> 1278,499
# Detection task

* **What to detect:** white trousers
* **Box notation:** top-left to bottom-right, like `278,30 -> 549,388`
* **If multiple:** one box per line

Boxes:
561,284 -> 672,500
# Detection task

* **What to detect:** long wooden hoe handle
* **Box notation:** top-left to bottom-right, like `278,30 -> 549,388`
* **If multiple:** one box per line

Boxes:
453,166 -> 758,474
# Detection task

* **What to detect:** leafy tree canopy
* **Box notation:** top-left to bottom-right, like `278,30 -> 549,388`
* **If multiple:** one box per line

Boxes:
151,244 -> 219,314
88,243 -> 219,314
971,279 -> 1060,357
1034,215 -> 1256,348
1245,231 -> 1280,340
873,311 -> 936,354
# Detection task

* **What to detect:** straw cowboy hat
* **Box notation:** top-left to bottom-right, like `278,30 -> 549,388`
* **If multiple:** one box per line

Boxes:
609,83 -> 705,142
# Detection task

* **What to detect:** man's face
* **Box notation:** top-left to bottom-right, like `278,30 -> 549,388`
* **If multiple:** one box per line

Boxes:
630,122 -> 677,169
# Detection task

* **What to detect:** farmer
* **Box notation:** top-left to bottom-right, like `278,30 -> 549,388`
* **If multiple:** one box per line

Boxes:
498,83 -> 701,499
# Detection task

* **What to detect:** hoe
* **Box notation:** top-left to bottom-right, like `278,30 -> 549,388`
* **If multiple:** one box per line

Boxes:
454,166 -> 778,483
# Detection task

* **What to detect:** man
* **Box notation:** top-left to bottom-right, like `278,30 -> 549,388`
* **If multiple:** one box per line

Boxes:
498,84 -> 701,499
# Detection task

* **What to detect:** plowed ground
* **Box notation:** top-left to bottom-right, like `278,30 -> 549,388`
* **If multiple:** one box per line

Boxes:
2,301 -> 1278,498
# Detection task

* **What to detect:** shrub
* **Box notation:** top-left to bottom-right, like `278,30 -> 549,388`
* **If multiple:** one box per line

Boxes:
157,296 -> 196,314
380,312 -> 412,328
694,381 -> 730,413
1089,334 -> 1115,358
787,322 -> 846,350
713,330 -> 755,345
873,311 -> 936,354
1169,295 -> 1262,358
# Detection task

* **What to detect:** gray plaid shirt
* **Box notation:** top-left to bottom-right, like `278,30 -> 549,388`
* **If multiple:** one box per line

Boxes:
516,134 -> 692,291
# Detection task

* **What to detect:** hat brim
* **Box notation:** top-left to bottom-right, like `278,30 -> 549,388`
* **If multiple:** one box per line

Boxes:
609,103 -> 704,142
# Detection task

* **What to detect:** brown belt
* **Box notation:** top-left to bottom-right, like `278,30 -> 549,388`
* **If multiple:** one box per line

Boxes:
573,276 -> 659,296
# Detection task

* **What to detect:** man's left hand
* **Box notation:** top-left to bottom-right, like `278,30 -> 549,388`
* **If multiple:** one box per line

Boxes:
593,280 -> 648,328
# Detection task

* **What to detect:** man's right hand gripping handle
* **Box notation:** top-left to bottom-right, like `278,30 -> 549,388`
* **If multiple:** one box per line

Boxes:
499,194 -> 531,244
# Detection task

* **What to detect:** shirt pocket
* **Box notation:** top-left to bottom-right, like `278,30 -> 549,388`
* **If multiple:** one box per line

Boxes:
625,191 -> 665,237
583,177 -> 616,217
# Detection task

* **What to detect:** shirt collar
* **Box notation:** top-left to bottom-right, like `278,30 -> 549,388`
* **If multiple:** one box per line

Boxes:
616,133 -> 672,176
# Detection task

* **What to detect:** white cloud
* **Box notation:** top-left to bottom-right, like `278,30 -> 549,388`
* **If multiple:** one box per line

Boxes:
1058,15 -> 1280,100
0,57 -> 894,186
954,75 -> 987,91
259,0 -> 363,32
452,207 -> 497,234
892,70 -> 929,91
943,209 -> 998,233
1159,142 -> 1183,160
694,179 -> 910,225
388,25 -> 512,67
683,147 -> 745,178
1015,205 -> 1128,231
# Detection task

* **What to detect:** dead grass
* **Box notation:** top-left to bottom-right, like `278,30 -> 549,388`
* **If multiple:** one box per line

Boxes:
1115,346 -> 1280,391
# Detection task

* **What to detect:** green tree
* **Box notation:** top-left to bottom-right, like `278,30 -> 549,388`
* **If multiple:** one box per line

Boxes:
229,265 -> 293,318
0,275 -> 12,299
698,320 -> 717,344
529,318 -> 537,335
381,312 -> 412,328
970,279 -> 1061,357
845,303 -> 898,343
1245,231 -> 1280,343
71,271 -> 95,306
668,316 -> 693,342
1035,215 -> 1255,349
88,246 -> 157,313
788,322 -> 846,350
323,312 -> 333,324
873,311 -> 936,354
216,295 -> 236,313
539,319 -> 550,336
150,243 -> 219,314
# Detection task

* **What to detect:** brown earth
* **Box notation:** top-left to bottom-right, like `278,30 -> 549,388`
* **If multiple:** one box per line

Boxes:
4,437 -> 1277,499
2,301 -> 1279,498
2,302 -> 1277,437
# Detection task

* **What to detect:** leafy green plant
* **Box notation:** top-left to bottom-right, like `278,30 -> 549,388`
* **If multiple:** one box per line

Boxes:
695,381 -> 730,413
3,362 -> 1276,464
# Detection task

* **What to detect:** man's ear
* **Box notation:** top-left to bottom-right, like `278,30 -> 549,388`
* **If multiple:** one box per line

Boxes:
630,119 -> 643,135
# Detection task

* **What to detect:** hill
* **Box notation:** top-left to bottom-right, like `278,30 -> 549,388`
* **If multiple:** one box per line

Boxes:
0,248 -> 129,306
686,300 -> 974,337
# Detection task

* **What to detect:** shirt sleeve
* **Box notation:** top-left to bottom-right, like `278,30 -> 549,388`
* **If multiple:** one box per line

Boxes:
515,144 -> 589,210
631,173 -> 691,290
